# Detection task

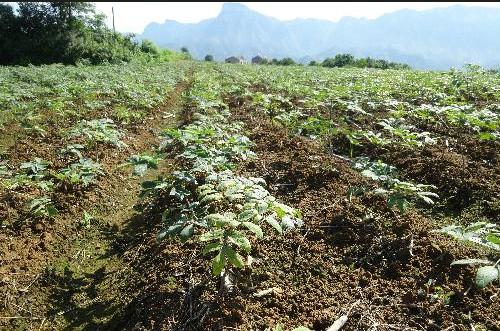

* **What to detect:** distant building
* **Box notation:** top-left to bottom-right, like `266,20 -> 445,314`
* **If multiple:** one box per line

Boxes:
252,55 -> 267,64
225,56 -> 246,64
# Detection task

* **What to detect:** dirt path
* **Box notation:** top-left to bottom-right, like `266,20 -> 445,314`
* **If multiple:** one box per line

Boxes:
0,72 -> 192,331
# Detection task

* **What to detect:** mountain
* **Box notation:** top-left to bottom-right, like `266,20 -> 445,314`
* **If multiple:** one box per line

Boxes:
138,3 -> 500,70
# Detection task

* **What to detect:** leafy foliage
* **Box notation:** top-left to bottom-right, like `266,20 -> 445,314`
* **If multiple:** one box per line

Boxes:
70,118 -> 126,148
0,2 -> 180,66
27,196 -> 58,219
352,157 -> 439,212
124,153 -> 163,176
439,222 -> 499,288
55,158 -> 104,187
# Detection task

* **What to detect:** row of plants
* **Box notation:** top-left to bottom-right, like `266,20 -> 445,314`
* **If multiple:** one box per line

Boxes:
136,67 -> 303,291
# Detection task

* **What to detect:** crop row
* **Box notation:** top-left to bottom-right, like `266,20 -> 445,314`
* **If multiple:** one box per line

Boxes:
136,67 -> 303,291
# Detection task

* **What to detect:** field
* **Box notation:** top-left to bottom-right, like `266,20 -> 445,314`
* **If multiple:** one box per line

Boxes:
0,62 -> 499,330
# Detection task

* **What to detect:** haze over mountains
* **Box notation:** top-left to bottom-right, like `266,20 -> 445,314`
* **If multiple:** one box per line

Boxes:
138,3 -> 500,70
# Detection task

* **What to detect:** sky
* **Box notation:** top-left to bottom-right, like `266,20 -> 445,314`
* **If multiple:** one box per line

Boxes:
92,2 -> 500,34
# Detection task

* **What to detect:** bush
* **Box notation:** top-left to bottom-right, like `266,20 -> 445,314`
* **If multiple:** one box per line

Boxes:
140,39 -> 159,55
205,54 -> 214,62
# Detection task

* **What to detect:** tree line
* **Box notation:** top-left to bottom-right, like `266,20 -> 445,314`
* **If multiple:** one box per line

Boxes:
0,2 -> 188,66
206,53 -> 411,70
314,53 -> 411,69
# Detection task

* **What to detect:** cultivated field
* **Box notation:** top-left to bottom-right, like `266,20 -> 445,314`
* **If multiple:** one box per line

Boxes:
0,62 -> 498,330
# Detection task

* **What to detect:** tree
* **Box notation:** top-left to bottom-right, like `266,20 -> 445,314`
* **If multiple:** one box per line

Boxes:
278,57 -> 295,66
322,53 -> 354,68
0,2 -> 145,65
140,39 -> 159,54
204,54 -> 214,62
0,3 -> 19,64
309,60 -> 318,66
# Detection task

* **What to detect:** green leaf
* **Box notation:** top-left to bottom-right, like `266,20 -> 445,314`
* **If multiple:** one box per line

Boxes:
206,213 -> 239,227
212,249 -> 225,276
200,193 -> 223,204
202,243 -> 222,255
451,259 -> 493,266
265,215 -> 283,234
46,205 -> 58,218
475,266 -> 499,288
133,163 -> 148,176
419,195 -> 435,205
180,224 -> 194,241
225,246 -> 244,268
242,222 -> 263,238
388,194 -> 409,212
199,229 -> 224,242
238,209 -> 258,222
486,234 -> 500,245
228,231 -> 251,253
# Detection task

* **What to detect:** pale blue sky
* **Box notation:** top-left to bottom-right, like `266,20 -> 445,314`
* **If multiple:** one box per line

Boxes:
93,2 -> 500,34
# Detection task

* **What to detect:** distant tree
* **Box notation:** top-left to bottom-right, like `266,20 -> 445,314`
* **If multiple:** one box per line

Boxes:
179,46 -> 192,60
322,53 -> 355,68
260,58 -> 269,65
309,60 -> 318,66
140,39 -> 159,54
271,58 -> 278,65
278,57 -> 295,65
204,54 -> 214,62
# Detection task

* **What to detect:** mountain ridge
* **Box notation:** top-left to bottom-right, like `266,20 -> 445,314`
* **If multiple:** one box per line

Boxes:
138,3 -> 500,69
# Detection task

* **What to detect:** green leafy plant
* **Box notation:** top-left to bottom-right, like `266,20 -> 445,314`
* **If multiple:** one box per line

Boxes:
60,143 -> 85,159
19,157 -> 51,181
352,157 -> 439,212
55,158 -> 104,187
70,118 -> 127,148
27,196 -> 58,219
80,211 -> 94,228
123,153 -> 163,176
150,69 -> 303,294
438,222 -> 499,288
